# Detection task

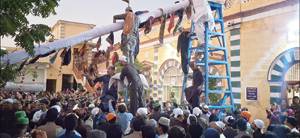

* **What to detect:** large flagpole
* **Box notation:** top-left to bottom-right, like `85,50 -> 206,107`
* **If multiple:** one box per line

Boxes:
1,0 -> 190,65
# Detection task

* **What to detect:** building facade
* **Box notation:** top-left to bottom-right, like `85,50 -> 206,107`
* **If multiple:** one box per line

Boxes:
137,0 -> 299,120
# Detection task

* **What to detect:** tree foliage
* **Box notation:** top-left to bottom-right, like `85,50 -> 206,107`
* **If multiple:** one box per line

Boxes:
0,0 -> 60,87
208,78 -> 221,104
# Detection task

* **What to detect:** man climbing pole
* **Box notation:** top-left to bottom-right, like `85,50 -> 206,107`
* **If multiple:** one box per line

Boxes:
119,56 -> 145,114
114,6 -> 140,64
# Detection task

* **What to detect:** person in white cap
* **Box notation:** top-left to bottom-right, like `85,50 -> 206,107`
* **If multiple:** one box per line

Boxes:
120,55 -> 145,114
170,108 -> 187,130
252,119 -> 265,138
157,117 -> 170,138
223,116 -> 238,138
201,104 -> 210,122
193,107 -> 209,130
136,107 -> 148,118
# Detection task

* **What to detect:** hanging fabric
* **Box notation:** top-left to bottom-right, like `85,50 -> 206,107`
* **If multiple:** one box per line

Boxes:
28,56 -> 40,64
172,8 -> 184,35
79,42 -> 87,57
95,36 -> 101,50
177,32 -> 190,74
144,16 -> 154,34
28,50 -> 55,64
121,8 -> 140,64
168,13 -> 175,33
111,52 -> 119,65
133,15 -> 140,59
159,11 -> 167,44
49,51 -> 59,64
62,48 -> 71,66
17,59 -> 28,71
106,32 -> 114,46
135,10 -> 148,16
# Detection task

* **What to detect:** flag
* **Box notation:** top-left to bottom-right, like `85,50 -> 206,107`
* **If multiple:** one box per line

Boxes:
95,37 -> 101,50
168,13 -> 175,33
106,32 -> 114,46
159,14 -> 167,44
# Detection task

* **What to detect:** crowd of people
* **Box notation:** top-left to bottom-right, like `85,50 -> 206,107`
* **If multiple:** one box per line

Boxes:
0,1 -> 299,138
0,89 -> 299,138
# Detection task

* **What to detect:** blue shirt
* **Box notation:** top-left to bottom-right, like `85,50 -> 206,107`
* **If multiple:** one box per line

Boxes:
117,112 -> 133,133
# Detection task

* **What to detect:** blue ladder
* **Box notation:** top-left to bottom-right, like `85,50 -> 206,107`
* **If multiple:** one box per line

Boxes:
182,1 -> 235,112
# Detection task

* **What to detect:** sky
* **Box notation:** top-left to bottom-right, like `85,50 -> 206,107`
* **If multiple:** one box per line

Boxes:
2,0 -> 177,47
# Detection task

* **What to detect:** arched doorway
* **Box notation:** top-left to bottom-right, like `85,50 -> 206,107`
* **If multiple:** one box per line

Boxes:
285,62 -> 300,106
268,47 -> 300,107
158,59 -> 182,103
158,59 -> 223,103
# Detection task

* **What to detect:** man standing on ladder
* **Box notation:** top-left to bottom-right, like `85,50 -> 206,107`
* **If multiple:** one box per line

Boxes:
119,56 -> 145,114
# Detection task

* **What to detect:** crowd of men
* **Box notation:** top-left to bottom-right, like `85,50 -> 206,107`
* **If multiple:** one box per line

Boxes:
0,88 -> 299,138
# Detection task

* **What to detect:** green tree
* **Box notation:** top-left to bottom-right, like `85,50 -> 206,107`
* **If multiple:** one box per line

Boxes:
0,0 -> 60,87
208,78 -> 221,104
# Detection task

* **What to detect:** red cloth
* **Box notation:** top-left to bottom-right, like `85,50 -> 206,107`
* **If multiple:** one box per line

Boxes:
168,13 -> 175,33
111,52 -> 119,65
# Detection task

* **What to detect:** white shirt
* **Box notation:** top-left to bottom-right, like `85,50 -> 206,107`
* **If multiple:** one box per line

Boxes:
291,128 -> 299,133
159,133 -> 168,138
32,110 -> 47,123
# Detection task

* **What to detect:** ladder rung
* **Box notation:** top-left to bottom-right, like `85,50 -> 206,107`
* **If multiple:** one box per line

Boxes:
189,47 -> 205,53
209,32 -> 224,38
208,105 -> 234,109
208,45 -> 226,50
209,75 -> 229,79
208,90 -> 231,94
215,19 -> 223,23
195,60 -> 227,66
208,60 -> 227,65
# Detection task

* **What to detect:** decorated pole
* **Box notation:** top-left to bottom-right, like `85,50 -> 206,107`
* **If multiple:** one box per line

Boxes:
1,0 -> 190,65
